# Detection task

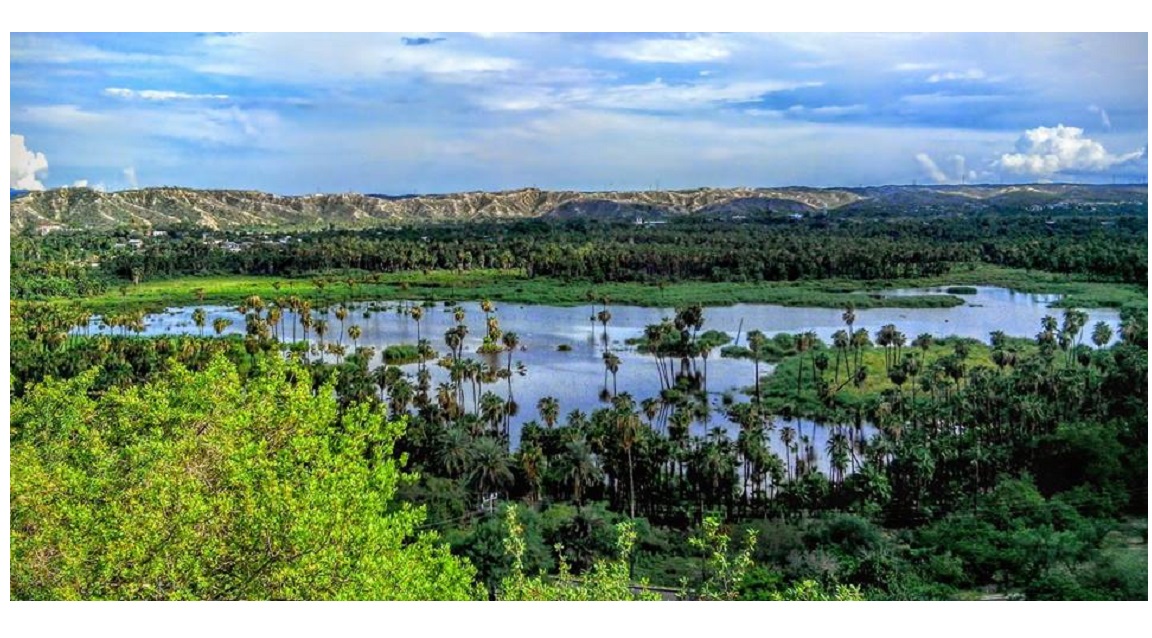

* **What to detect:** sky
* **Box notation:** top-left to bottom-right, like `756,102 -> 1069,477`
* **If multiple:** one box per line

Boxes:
9,32 -> 1149,194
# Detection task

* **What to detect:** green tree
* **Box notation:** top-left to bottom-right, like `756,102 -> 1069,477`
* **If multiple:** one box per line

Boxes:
498,505 -> 659,601
10,356 -> 479,600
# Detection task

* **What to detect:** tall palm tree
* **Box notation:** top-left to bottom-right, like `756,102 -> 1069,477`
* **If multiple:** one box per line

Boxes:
602,351 -> 621,395
467,436 -> 513,508
596,309 -> 613,350
747,330 -> 767,405
348,324 -> 362,350
537,396 -> 560,429
191,308 -> 207,337
335,305 -> 349,345
518,442 -> 547,506
831,329 -> 849,383
561,437 -> 602,510
1091,321 -> 1113,349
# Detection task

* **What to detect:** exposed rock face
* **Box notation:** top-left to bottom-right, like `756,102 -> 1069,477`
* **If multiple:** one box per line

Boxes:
9,183 -> 1145,233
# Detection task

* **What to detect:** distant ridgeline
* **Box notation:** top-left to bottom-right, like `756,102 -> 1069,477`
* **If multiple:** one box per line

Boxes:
9,183 -> 1148,233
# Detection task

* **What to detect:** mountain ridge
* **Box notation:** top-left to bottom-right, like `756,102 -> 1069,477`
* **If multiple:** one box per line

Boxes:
10,183 -> 1147,233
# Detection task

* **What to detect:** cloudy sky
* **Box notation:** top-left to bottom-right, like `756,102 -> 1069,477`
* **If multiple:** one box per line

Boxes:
9,32 -> 1148,194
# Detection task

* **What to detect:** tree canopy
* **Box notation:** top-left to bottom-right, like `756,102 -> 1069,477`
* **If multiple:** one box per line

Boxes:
10,355 -> 480,600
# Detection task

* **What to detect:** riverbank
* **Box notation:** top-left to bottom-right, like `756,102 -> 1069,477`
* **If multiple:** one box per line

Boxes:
42,263 -> 1145,316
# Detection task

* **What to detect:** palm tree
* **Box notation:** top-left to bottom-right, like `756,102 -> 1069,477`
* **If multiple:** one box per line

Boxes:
614,404 -> 642,518
518,442 -> 547,506
410,305 -> 424,349
436,426 -> 472,478
191,308 -> 207,337
348,324 -> 362,350
335,305 -> 349,345
747,330 -> 767,405
561,437 -> 602,509
467,436 -> 513,508
502,331 -> 520,388
831,329 -> 850,383
212,317 -> 232,336
537,396 -> 560,429
602,351 -> 621,396
596,309 -> 613,350
1091,321 -> 1113,349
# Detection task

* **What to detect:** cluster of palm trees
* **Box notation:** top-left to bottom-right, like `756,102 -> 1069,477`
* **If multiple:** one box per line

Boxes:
14,291 -> 1146,532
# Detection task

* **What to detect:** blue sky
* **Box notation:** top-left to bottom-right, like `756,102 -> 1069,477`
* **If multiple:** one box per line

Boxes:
9,32 -> 1149,194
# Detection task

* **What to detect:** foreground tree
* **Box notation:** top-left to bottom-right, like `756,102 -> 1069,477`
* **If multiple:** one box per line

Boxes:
10,355 -> 479,600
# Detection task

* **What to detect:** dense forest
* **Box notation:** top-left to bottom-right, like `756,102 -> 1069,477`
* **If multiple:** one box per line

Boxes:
10,212 -> 1147,301
8,210 -> 1149,601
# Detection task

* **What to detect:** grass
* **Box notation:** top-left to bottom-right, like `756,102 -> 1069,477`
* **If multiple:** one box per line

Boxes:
757,339 -> 1030,417
45,263 -> 1145,316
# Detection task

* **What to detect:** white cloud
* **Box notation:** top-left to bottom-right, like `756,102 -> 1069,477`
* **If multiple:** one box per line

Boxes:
595,35 -> 734,63
104,87 -> 229,101
915,153 -> 950,183
893,62 -> 938,72
927,68 -> 987,83
123,166 -> 138,189
194,33 -> 518,83
998,124 -> 1145,176
10,35 -> 153,65
787,104 -> 866,116
11,134 -> 49,190
1087,104 -> 1112,130
481,78 -> 821,112
18,104 -> 110,128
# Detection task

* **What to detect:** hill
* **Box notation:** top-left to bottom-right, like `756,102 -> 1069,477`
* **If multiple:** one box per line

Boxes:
9,183 -> 1146,233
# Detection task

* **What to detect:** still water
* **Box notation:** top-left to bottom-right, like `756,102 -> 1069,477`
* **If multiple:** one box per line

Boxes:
91,286 -> 1122,463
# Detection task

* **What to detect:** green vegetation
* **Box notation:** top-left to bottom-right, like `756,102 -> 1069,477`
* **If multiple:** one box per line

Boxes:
945,286 -> 978,295
43,264 -> 1146,318
10,355 -> 479,600
9,211 -> 1147,601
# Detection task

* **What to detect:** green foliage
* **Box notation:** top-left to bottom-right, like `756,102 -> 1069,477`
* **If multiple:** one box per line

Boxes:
767,580 -> 865,601
497,505 -> 660,601
10,355 -> 480,600
686,516 -> 756,600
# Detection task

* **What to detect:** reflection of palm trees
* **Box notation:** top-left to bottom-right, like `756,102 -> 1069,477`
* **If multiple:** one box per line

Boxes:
602,351 -> 621,396
596,309 -> 612,350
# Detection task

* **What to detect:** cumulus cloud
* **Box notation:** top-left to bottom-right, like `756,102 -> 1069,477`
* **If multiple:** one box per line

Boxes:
998,124 -> 1145,176
927,68 -> 986,83
11,134 -> 49,190
1087,104 -> 1112,130
104,87 -> 229,101
915,153 -> 950,183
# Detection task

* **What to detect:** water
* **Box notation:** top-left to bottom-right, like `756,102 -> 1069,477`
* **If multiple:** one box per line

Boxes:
87,286 -> 1123,463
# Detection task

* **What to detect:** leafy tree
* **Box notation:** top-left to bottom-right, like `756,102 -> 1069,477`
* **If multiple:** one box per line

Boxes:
497,505 -> 659,601
10,355 -> 479,600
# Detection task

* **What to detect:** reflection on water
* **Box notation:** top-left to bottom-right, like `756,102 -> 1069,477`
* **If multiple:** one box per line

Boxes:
87,286 -> 1123,458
